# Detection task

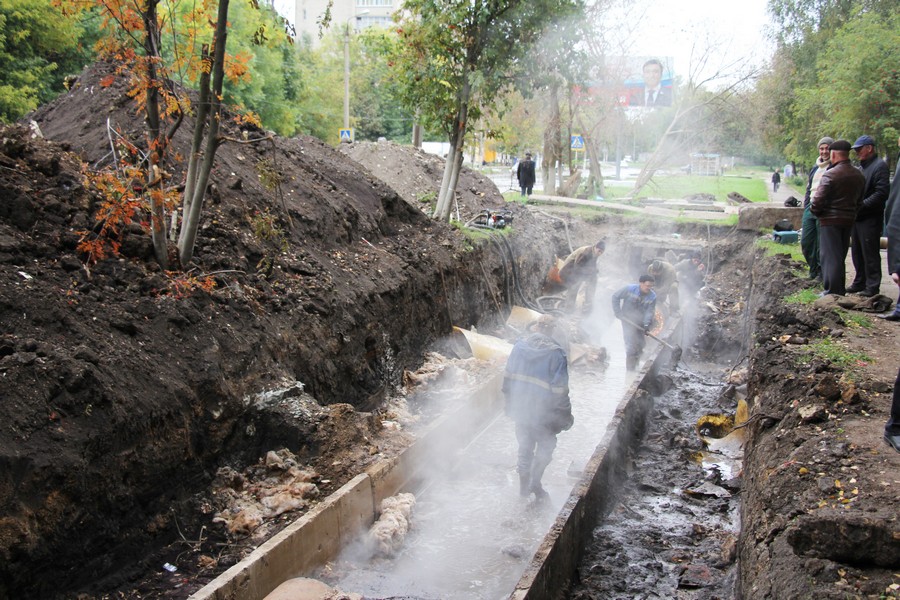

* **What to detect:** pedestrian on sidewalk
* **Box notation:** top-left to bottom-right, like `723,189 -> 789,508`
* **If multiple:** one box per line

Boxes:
771,169 -> 781,193
847,135 -> 890,297
516,152 -> 536,199
810,140 -> 865,296
801,137 -> 833,281
502,316 -> 574,501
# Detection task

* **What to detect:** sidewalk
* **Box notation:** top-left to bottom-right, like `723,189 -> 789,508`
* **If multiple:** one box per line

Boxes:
764,174 -> 802,206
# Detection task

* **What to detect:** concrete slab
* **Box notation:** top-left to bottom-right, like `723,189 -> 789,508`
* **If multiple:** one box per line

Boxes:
737,205 -> 803,231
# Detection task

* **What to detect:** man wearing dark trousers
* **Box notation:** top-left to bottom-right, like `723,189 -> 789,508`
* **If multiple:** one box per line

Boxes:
801,137 -> 833,281
881,181 -> 900,451
611,275 -> 657,371
810,140 -> 865,296
847,135 -> 890,297
880,135 -> 900,321
502,316 -> 573,501
516,152 -> 536,198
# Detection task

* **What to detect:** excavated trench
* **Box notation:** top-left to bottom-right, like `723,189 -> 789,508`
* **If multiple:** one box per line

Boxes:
185,225 -> 757,600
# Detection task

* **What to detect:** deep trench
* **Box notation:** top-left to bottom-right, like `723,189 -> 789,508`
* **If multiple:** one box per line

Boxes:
15,218 -> 760,600
239,223 -> 759,600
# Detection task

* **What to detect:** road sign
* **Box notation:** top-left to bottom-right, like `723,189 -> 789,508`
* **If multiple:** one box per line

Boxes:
570,135 -> 584,150
339,128 -> 354,143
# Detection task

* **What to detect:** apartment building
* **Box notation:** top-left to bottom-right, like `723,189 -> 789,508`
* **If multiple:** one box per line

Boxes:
293,0 -> 395,45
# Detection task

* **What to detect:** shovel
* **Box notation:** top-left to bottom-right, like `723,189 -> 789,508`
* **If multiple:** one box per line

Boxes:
619,316 -> 683,365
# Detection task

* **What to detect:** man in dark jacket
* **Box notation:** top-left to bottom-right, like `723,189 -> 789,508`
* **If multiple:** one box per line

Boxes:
847,135 -> 891,296
810,140 -> 866,296
801,137 -> 834,280
611,275 -> 657,371
880,166 -> 900,452
502,316 -> 573,501
880,135 -> 900,321
516,152 -> 537,198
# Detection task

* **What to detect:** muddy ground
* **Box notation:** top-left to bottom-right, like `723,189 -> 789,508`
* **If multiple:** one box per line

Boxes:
1,59 -> 898,600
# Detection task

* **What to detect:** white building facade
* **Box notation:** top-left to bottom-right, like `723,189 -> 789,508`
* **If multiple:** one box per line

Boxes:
293,0 -> 395,44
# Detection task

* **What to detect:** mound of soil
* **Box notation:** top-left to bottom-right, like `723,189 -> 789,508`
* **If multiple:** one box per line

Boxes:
0,61 -> 563,599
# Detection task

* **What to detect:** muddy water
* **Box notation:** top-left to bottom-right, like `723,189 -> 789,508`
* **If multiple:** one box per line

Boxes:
328,350 -> 632,599
568,369 -> 740,599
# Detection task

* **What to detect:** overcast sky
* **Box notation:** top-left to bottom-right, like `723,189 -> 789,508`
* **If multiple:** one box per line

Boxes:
626,0 -> 774,81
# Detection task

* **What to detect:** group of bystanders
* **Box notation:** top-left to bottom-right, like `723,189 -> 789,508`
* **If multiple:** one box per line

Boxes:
799,134 -> 899,452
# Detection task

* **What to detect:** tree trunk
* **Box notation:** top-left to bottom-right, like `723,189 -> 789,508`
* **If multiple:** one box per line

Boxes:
434,77 -> 470,222
142,0 -> 169,269
542,78 -> 561,196
178,0 -> 230,267
576,114 -> 604,197
440,146 -> 464,222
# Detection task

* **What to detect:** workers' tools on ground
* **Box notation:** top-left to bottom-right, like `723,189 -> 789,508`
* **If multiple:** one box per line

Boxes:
618,316 -> 683,365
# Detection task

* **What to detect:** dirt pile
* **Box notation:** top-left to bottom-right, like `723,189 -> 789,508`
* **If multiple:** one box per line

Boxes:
739,258 -> 900,599
0,61 -> 563,599
340,140 -> 505,224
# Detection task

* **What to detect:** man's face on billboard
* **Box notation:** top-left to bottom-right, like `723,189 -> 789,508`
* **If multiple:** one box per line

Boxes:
643,63 -> 662,89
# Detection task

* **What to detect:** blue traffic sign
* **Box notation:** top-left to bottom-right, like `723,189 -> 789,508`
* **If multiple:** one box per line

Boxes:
570,135 -> 584,150
339,128 -> 354,143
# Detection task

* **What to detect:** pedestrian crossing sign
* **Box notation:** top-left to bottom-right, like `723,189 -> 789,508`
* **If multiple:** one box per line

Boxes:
570,135 -> 584,150
339,128 -> 354,143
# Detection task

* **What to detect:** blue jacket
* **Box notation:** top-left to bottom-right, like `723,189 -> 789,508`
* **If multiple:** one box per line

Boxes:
611,284 -> 657,329
502,333 -> 572,433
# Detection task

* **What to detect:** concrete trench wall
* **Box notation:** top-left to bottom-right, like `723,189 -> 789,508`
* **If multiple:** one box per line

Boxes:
189,340 -> 671,600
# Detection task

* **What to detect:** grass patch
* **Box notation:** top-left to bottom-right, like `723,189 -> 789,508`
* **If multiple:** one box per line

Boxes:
604,174 -> 768,203
802,337 -> 872,369
784,289 -> 820,304
756,238 -> 806,262
835,308 -> 874,329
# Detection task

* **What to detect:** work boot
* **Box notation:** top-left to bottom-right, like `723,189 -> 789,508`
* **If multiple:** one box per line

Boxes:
531,484 -> 550,503
519,474 -> 531,497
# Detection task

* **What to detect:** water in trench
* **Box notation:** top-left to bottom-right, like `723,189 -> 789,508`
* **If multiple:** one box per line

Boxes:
325,341 -> 634,599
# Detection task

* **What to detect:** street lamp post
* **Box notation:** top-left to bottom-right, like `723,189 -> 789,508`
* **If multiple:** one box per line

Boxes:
343,11 -> 369,134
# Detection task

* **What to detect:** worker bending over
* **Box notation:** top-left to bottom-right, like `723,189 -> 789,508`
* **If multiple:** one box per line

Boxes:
558,240 -> 605,313
647,259 -> 680,316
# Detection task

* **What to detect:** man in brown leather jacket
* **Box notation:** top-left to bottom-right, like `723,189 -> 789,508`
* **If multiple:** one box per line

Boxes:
810,139 -> 866,296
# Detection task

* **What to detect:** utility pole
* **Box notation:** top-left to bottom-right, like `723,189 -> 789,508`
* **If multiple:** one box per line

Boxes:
343,11 -> 369,134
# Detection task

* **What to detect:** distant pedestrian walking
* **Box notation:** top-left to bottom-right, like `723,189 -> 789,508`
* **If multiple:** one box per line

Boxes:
516,152 -> 536,198
771,169 -> 781,193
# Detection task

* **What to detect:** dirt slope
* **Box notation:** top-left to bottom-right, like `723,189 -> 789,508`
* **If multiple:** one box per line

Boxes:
0,62 -> 564,598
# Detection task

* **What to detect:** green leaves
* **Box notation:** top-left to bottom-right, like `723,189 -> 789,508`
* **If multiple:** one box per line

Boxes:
0,0 -> 85,121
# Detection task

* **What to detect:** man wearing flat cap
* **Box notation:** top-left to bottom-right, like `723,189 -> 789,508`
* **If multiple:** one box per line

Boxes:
801,136 -> 834,281
811,140 -> 865,296
847,135 -> 890,297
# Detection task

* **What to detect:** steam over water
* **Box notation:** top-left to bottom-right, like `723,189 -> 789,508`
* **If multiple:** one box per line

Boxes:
332,339 -> 632,599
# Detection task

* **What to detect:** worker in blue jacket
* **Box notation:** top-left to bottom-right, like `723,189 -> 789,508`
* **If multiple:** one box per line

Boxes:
611,275 -> 657,371
502,316 -> 573,502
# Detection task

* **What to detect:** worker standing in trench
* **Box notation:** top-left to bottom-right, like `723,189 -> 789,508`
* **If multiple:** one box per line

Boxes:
611,275 -> 658,371
502,316 -> 574,502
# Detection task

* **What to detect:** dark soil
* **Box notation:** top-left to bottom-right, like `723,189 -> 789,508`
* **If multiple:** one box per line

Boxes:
1,58 -> 898,600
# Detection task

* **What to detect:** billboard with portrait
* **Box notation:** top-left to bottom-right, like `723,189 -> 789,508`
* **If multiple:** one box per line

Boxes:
620,56 -> 675,108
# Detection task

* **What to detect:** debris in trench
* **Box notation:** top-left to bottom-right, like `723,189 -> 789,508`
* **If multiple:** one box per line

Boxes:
367,492 -> 417,558
211,448 -> 320,537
